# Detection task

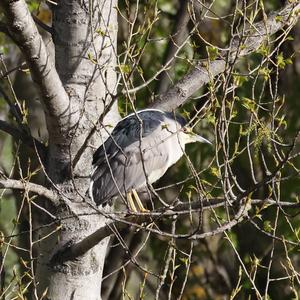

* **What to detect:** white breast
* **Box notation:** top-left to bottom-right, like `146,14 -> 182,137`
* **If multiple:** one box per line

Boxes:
147,132 -> 185,184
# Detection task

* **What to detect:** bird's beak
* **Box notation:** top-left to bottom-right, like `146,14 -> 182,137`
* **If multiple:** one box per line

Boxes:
193,134 -> 212,144
183,128 -> 212,145
182,127 -> 212,145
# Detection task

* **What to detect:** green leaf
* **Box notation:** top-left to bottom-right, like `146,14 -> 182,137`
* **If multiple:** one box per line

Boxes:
257,44 -> 270,56
207,46 -> 219,61
277,53 -> 285,68
119,64 -> 131,74
233,75 -> 248,87
210,167 -> 220,178
241,97 -> 256,112
87,53 -> 97,64
96,28 -> 106,36
206,112 -> 216,125
259,67 -> 271,81
263,220 -> 273,233
179,257 -> 189,266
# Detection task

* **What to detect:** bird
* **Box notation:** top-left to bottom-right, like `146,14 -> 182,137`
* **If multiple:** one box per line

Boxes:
89,109 -> 210,212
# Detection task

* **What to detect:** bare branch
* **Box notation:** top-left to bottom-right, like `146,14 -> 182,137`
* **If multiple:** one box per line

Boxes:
152,2 -> 300,110
0,178 -> 59,204
0,61 -> 27,80
50,221 -> 116,263
31,13 -> 53,35
0,119 -> 46,155
156,0 -> 191,94
50,202 -> 244,263
0,0 -> 70,141
0,21 -> 11,38
0,83 -> 24,130
52,120 -> 298,273
51,194 -> 300,263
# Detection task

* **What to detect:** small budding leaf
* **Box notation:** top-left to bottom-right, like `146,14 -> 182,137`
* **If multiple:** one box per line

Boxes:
119,64 -> 131,74
207,46 -> 219,61
263,220 -> 273,233
210,167 -> 220,178
276,52 -> 292,69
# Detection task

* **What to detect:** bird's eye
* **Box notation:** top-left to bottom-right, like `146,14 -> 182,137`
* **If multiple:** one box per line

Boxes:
182,127 -> 193,134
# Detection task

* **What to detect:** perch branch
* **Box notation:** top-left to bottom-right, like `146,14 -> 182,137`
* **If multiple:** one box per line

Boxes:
54,132 -> 298,262
51,196 -> 300,263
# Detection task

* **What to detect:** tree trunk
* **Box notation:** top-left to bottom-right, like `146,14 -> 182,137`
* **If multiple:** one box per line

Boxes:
34,1 -> 119,299
35,205 -> 111,300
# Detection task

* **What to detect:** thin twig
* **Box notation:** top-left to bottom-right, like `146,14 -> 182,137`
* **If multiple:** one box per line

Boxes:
0,178 -> 59,204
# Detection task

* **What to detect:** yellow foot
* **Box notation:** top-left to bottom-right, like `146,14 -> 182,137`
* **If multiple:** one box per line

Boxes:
132,189 -> 149,213
127,192 -> 137,212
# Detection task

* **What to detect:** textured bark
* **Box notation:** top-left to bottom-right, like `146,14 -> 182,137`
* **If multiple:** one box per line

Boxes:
35,204 -> 111,300
48,0 -> 120,182
34,0 -> 119,299
1,0 -> 69,142
1,0 -> 119,298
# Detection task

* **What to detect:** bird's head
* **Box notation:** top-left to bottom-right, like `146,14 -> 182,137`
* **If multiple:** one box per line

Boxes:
180,126 -> 211,145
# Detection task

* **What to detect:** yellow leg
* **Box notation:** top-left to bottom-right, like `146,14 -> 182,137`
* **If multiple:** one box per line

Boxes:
132,189 -> 149,212
127,192 -> 137,212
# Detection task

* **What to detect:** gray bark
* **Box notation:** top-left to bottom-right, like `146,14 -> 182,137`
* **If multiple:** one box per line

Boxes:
49,0 -> 120,182
1,0 -> 120,297
2,0 -> 70,142
34,0 -> 119,299
35,204 -> 111,300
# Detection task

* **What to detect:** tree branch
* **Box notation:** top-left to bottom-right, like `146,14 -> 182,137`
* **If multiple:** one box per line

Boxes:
51,195 -> 300,263
1,0 -> 70,141
156,0 -> 191,94
0,119 -> 46,155
0,21 -> 11,38
50,199 -> 245,263
151,2 -> 300,110
31,13 -> 53,35
53,97 -> 299,265
0,61 -> 27,80
0,178 -> 59,204
53,132 -> 298,261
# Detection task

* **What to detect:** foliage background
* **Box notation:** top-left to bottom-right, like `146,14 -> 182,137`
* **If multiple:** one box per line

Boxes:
1,0 -> 300,299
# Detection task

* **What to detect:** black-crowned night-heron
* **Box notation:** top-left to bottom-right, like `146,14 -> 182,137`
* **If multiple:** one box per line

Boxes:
89,109 -> 210,211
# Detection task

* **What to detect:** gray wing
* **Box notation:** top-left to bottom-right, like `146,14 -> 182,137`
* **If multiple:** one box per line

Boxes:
90,140 -> 170,205
91,110 -> 166,166
90,112 -> 178,205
